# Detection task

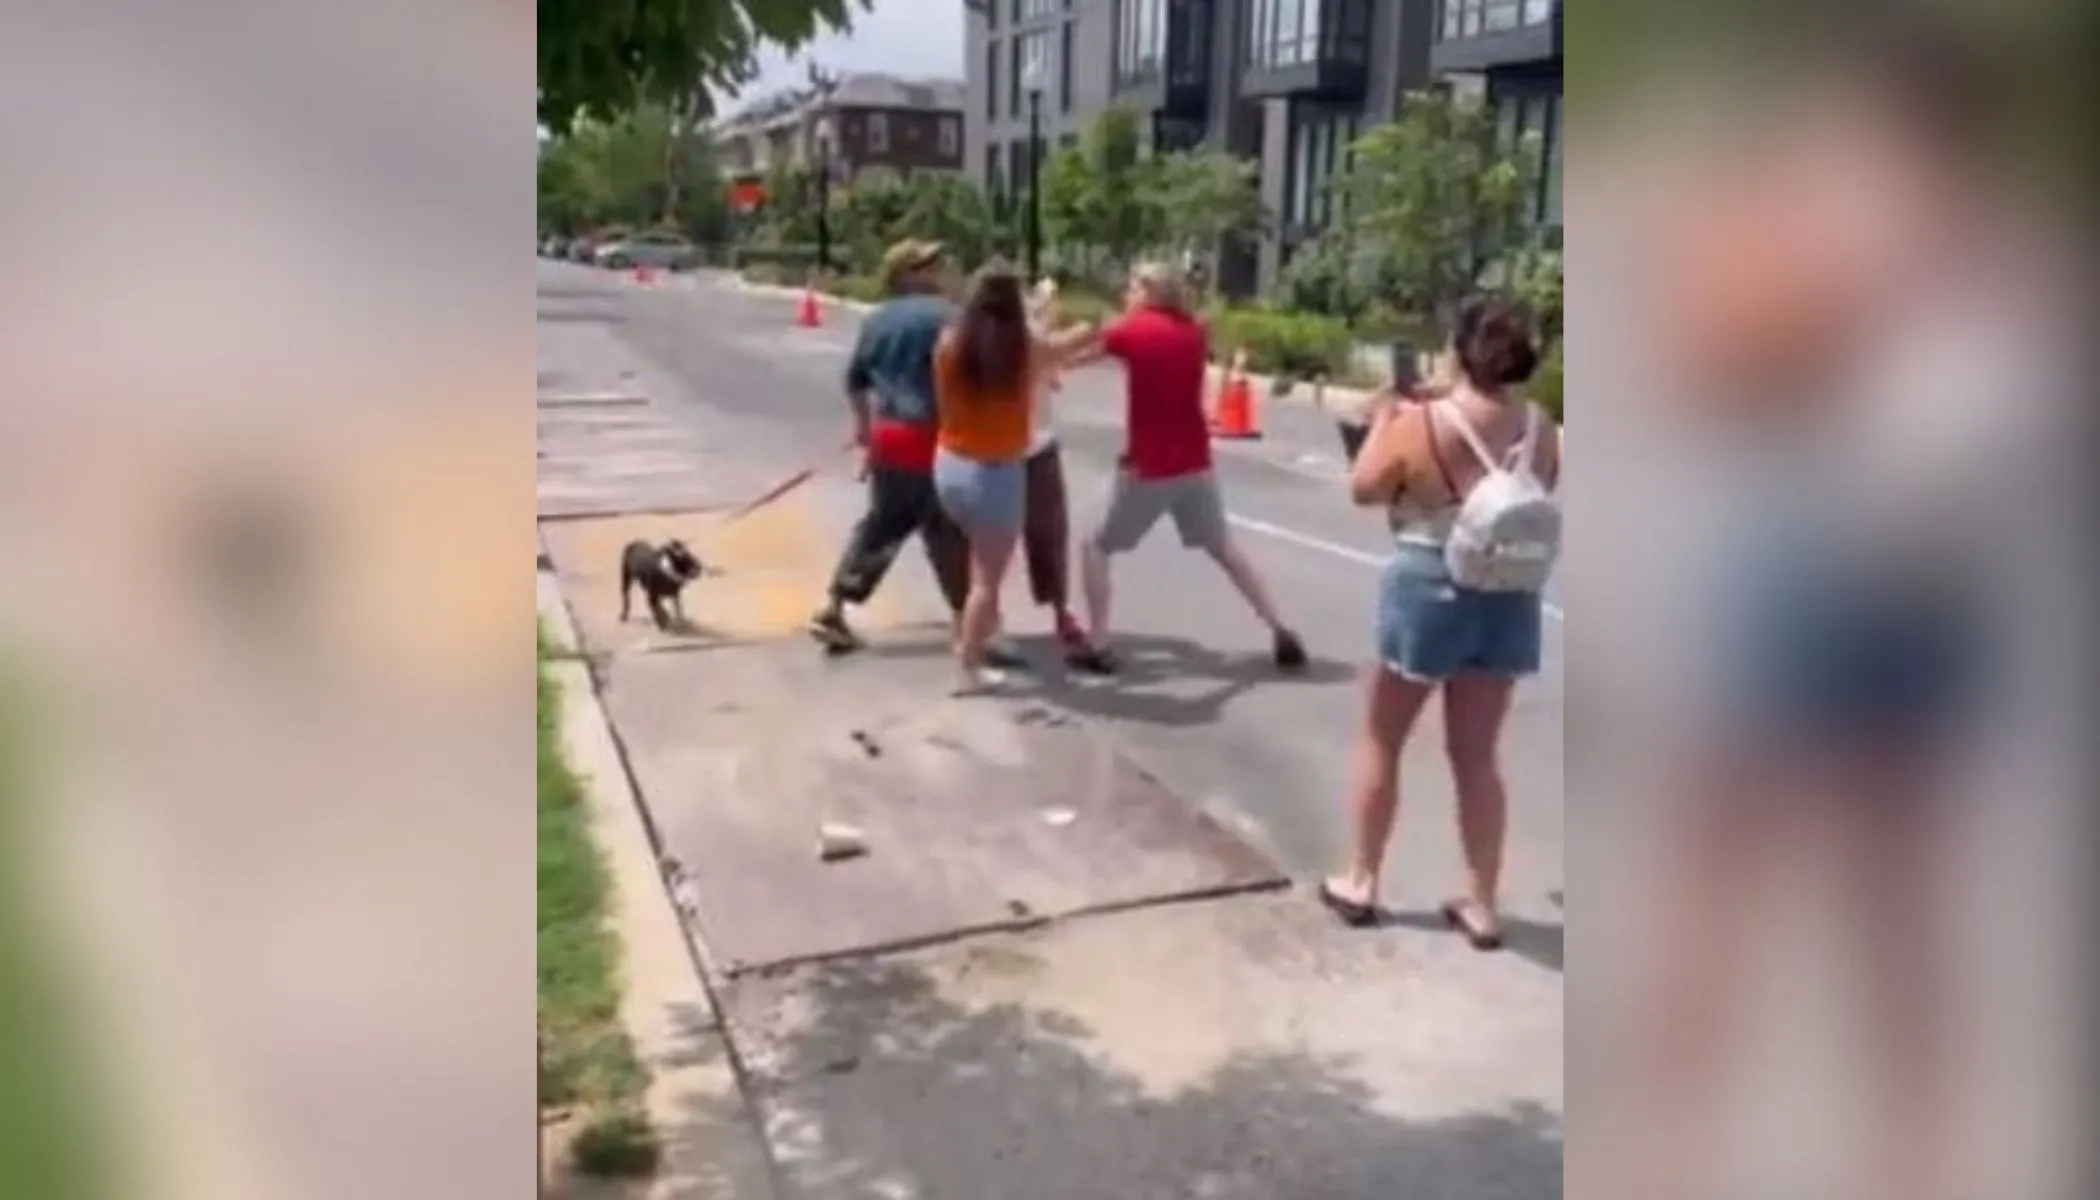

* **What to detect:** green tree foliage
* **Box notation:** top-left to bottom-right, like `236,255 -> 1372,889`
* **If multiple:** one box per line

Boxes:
538,0 -> 866,134
1149,148 -> 1268,280
537,104 -> 727,242
1332,90 -> 1538,322
831,170 -> 994,275
1038,107 -> 1160,275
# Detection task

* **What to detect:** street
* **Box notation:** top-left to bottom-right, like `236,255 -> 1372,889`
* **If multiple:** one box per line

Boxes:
537,261 -> 1563,1197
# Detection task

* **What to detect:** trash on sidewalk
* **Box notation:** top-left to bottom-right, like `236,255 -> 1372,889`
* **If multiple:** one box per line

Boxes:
816,822 -> 867,862
1041,806 -> 1077,827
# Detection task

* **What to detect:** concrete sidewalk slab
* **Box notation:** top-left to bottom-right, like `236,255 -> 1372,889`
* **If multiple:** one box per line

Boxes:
719,888 -> 1561,1199
545,658 -> 781,1200
599,638 -> 1288,979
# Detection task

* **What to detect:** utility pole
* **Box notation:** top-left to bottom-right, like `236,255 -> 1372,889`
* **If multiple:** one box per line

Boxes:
808,63 -> 839,279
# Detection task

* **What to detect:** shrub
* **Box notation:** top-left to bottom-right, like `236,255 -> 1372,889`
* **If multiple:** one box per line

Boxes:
740,262 -> 786,287
829,274 -> 888,303
1530,339 -> 1563,423
1208,306 -> 1355,381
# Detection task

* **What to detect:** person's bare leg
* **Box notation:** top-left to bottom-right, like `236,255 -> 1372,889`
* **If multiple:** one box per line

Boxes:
1080,540 -> 1113,645
1323,667 -> 1435,909
956,531 -> 1018,689
1442,671 -> 1518,932
1206,537 -> 1286,631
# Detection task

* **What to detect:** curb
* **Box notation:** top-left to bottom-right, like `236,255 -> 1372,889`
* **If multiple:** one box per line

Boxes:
538,570 -> 784,1198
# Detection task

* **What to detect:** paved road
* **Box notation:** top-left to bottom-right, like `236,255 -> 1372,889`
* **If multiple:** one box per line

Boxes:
540,261 -> 1563,919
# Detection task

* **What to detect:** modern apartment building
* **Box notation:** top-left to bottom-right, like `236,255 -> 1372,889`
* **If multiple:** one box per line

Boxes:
713,72 -> 968,184
965,0 -> 1561,292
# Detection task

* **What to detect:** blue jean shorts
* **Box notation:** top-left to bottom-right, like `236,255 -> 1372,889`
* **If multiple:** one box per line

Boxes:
1376,543 -> 1544,681
933,447 -> 1026,539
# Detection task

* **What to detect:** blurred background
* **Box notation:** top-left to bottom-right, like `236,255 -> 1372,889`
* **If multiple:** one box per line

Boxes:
0,0 -> 2094,1197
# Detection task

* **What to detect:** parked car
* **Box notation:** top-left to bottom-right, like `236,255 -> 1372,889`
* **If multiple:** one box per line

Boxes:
565,232 -> 609,262
593,230 -> 699,272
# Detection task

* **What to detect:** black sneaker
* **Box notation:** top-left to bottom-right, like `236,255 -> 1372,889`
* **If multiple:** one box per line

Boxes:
982,640 -> 1029,671
807,608 -> 863,654
1065,642 -> 1118,676
1272,628 -> 1308,672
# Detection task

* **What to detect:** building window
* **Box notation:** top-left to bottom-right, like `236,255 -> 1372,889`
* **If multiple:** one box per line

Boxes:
1439,0 -> 1552,39
986,144 -> 1005,204
867,112 -> 890,154
1284,107 -> 1359,231
939,116 -> 961,157
1017,0 -> 1058,19
986,42 -> 1000,119
1251,0 -> 1341,69
1060,21 -> 1075,112
1116,0 -> 1165,85
1015,29 -> 1052,109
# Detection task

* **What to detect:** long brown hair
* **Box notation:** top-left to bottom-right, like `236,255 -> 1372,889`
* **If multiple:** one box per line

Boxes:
952,263 -> 1030,395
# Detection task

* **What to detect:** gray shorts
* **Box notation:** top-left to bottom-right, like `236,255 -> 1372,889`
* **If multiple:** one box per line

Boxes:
1092,469 -> 1229,555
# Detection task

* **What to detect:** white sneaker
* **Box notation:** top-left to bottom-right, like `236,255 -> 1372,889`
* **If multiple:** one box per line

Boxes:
951,665 -> 1010,697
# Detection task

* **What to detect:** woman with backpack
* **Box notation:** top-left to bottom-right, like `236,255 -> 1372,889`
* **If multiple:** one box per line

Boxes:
1317,295 -> 1563,948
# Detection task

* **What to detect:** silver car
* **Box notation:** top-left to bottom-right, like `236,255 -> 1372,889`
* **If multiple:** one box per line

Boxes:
593,230 -> 698,272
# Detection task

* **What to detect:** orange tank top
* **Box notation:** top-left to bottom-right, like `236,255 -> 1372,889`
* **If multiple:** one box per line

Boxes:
934,338 -> 1033,462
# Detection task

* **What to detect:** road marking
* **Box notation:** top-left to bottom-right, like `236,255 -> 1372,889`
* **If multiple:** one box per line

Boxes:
1225,513 -> 1566,622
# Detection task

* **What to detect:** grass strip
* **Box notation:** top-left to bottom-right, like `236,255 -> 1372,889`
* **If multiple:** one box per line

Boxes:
537,629 -> 657,1177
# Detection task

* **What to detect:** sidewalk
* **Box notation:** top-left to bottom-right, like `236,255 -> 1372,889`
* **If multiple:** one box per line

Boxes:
535,296 -> 1562,1198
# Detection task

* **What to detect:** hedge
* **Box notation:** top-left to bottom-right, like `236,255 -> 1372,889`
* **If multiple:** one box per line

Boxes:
1207,306 -> 1356,381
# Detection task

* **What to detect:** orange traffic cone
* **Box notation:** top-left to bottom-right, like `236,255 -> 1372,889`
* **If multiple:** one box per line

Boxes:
796,288 -> 823,328
1209,349 -> 1261,439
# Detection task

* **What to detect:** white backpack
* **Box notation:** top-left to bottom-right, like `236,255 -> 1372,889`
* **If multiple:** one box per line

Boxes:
1438,401 -> 1561,593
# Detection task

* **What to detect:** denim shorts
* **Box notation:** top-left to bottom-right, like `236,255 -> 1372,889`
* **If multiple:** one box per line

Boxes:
1376,542 -> 1543,681
933,447 -> 1026,539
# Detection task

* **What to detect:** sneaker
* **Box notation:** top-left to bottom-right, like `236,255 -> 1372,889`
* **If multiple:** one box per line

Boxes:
1272,628 -> 1309,672
982,638 -> 1028,671
1064,642 -> 1118,676
807,608 -> 863,654
952,665 -> 1011,696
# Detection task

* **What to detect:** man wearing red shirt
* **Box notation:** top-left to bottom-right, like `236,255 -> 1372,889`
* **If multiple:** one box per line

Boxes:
1071,264 -> 1307,674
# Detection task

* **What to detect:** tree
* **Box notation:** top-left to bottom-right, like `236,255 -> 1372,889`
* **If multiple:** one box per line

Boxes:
1331,91 -> 1538,323
1150,149 -> 1268,282
1037,107 -> 1162,281
536,103 -> 728,241
538,0 -> 865,134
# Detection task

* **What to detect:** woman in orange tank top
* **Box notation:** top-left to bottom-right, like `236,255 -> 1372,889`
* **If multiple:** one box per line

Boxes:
931,263 -> 1095,693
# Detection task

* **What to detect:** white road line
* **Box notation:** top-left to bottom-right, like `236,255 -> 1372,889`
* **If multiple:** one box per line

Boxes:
1225,512 -> 1567,622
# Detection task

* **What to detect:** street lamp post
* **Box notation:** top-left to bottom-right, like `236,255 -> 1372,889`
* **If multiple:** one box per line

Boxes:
809,64 -> 838,279
1024,71 -> 1043,282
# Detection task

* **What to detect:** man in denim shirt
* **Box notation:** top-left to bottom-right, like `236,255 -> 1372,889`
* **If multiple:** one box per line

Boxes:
809,240 -> 1011,659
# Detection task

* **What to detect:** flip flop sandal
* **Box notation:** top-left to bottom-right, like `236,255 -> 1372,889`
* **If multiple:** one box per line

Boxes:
1439,900 -> 1506,952
1318,881 -> 1379,928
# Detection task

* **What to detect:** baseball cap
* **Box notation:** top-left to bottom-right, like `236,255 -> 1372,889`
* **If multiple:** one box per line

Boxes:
880,239 -> 946,289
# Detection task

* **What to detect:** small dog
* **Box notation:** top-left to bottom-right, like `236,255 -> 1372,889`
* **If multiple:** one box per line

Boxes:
618,539 -> 704,630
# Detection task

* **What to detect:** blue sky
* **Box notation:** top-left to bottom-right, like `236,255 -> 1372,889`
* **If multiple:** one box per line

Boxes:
728,0 -> 963,105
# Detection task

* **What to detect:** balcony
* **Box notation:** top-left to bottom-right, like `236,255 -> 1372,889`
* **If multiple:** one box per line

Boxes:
1113,0 -> 1214,120
1431,0 -> 1560,74
1241,0 -> 1374,101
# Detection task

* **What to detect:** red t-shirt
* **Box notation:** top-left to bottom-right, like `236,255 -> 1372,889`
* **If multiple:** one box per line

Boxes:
1101,307 -> 1214,479
866,418 -> 937,473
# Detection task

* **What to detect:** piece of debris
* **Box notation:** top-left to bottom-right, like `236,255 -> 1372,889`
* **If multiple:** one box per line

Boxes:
850,729 -> 881,758
1006,899 -> 1033,918
822,1053 -> 860,1074
1041,807 -> 1077,827
817,822 -> 867,862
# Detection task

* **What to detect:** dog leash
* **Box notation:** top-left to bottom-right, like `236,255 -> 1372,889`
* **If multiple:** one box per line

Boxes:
712,438 -> 859,528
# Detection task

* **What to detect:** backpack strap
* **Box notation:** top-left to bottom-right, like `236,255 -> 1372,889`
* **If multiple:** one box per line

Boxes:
1439,401 -> 1503,474
1506,403 -> 1542,472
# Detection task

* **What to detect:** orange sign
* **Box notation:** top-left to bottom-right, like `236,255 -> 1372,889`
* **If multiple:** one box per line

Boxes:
729,179 -> 767,212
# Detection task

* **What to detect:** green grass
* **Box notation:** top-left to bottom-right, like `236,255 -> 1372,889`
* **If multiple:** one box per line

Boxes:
537,629 -> 657,1177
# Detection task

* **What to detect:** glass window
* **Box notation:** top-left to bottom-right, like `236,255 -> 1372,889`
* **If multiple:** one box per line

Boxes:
866,112 -> 889,153
1009,40 -> 1023,114
1524,0 -> 1553,24
1484,0 -> 1519,32
1441,0 -> 1460,40
1302,0 -> 1324,60
986,144 -> 1004,198
1249,0 -> 1271,64
939,116 -> 960,157
986,42 -> 1000,119
1061,22 -> 1075,111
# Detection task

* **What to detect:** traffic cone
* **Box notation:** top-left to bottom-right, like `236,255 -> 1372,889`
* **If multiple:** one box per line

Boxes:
796,287 -> 823,328
633,264 -> 657,286
1209,348 -> 1261,439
